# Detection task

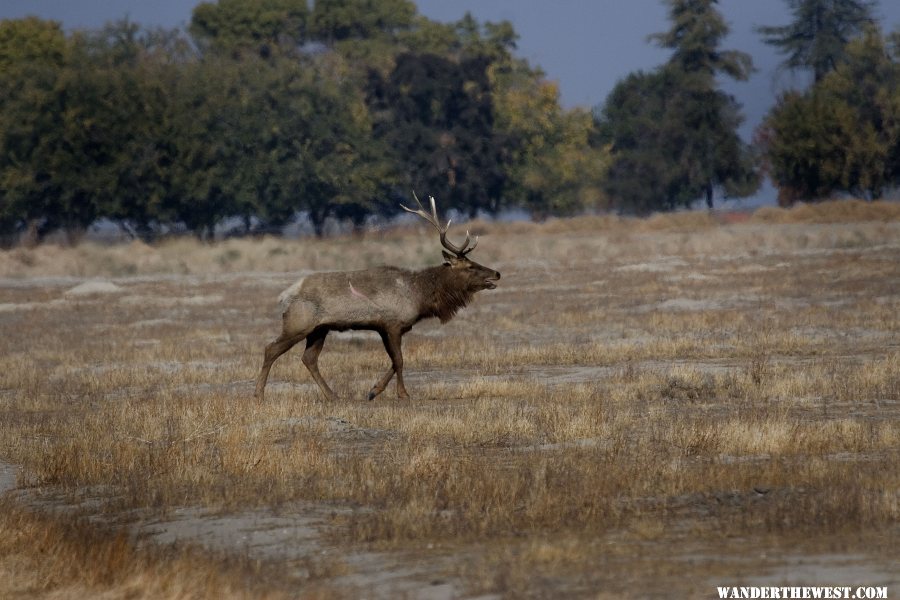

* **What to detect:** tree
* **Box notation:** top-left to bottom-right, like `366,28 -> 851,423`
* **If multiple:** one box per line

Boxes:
155,55 -> 244,240
595,70 -> 683,214
758,0 -> 876,83
0,17 -> 102,244
2,5 -> 621,243
187,1 -> 382,237
159,49 -> 384,238
498,75 -> 609,218
367,51 -> 509,218
760,26 -> 900,202
596,0 -> 758,213
649,0 -> 754,81
73,20 -> 183,241
0,17 -> 68,243
254,53 -> 386,236
758,90 -> 849,203
821,26 -> 900,198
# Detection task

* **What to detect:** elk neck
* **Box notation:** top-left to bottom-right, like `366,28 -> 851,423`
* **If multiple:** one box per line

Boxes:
412,264 -> 476,324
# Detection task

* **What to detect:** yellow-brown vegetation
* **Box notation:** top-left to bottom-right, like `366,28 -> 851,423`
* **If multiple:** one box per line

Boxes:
0,201 -> 898,597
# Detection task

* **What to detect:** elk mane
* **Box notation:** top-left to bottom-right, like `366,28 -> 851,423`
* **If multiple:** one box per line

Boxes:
416,266 -> 476,324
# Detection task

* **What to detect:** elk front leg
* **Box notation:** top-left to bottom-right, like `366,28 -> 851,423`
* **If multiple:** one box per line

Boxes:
302,329 -> 338,402
255,332 -> 303,402
368,330 -> 409,401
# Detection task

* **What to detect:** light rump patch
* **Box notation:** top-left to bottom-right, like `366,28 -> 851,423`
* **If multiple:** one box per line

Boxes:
277,277 -> 305,312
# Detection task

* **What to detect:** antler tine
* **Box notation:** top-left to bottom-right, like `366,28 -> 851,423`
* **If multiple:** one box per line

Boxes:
400,191 -> 443,234
438,225 -> 474,257
429,195 -> 444,229
462,232 -> 478,255
400,193 -> 478,257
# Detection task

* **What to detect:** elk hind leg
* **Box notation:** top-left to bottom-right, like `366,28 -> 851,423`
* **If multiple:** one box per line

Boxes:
367,365 -> 395,401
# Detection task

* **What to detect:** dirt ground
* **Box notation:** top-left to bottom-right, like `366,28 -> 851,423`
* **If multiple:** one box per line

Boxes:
0,205 -> 898,598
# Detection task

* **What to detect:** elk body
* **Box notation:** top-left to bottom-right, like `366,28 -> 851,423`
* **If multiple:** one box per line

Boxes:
254,195 -> 500,402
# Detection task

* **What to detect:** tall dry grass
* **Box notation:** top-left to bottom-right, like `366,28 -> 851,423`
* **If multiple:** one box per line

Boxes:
0,500 -> 296,599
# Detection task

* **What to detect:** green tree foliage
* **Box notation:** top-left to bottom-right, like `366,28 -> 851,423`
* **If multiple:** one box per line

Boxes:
595,70 -> 684,214
311,0 -> 415,44
160,52 -> 382,238
0,18 -> 192,243
761,26 -> 900,202
758,0 -> 876,83
499,75 -> 609,218
77,21 -> 179,241
190,0 -> 309,57
310,0 -> 416,74
596,0 -> 758,214
757,90 -> 847,203
0,18 -> 114,243
247,53 -> 385,236
0,18 -> 67,243
187,1 -> 387,237
649,0 -> 754,81
367,51 -> 508,217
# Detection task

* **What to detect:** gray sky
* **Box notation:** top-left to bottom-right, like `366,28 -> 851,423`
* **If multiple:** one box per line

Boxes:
3,1 -> 900,205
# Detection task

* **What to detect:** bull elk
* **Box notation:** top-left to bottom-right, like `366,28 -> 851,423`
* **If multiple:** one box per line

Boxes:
254,194 -> 500,402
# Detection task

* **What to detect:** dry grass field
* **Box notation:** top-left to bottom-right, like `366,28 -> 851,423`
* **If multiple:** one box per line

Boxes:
0,200 -> 898,598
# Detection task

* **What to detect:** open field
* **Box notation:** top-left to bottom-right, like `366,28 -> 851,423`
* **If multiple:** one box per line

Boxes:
0,201 -> 898,598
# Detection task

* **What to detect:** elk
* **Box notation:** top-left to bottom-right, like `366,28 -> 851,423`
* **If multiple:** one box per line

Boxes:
254,194 -> 500,402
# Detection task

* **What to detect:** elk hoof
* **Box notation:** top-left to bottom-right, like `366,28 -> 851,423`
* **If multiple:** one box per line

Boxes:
367,390 -> 378,402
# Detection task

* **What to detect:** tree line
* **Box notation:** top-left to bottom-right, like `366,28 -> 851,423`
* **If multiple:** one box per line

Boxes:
0,0 -> 896,245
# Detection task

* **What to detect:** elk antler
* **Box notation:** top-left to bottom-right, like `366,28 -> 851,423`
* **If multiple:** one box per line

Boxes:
400,192 -> 478,257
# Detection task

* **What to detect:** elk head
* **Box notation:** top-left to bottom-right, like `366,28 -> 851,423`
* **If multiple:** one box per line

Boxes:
401,193 -> 500,291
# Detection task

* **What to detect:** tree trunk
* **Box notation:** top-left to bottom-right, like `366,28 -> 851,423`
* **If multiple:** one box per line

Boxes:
21,220 -> 40,248
310,209 -> 326,238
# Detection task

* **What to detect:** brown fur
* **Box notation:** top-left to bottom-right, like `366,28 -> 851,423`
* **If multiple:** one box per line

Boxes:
413,265 -> 477,323
254,252 -> 499,402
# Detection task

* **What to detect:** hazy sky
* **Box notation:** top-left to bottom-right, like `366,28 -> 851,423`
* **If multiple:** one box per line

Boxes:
3,1 -> 900,206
